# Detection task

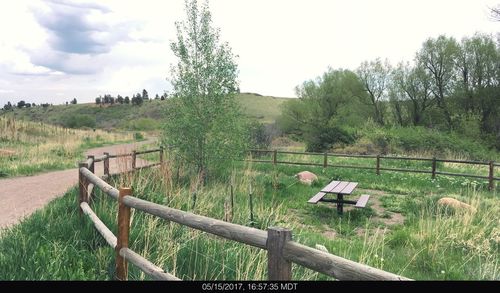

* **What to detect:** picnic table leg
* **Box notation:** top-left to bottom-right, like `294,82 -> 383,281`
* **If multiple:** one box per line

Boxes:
337,194 -> 343,215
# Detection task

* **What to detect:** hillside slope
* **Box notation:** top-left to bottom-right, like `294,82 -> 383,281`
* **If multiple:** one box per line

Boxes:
1,93 -> 290,130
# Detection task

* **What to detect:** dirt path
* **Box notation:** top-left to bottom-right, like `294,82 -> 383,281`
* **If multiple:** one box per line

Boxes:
0,140 -> 155,230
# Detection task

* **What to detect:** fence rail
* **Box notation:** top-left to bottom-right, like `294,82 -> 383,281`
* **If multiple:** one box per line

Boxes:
247,149 -> 497,191
77,147 -> 411,281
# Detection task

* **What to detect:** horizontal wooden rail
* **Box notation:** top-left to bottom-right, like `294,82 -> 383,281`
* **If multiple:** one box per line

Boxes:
282,241 -> 410,280
119,248 -> 180,281
113,153 -> 133,158
328,153 -> 378,159
93,155 -> 107,162
246,159 -> 273,163
122,195 -> 268,249
133,163 -> 162,171
80,167 -> 119,200
435,158 -> 489,165
276,150 -> 325,156
434,171 -> 489,179
329,164 -> 377,170
379,156 -> 432,162
120,194 -> 409,280
135,149 -> 161,155
80,202 -> 117,248
275,161 -> 324,167
379,167 -> 433,174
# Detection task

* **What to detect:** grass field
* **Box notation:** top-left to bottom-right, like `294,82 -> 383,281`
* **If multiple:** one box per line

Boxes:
0,117 -> 133,177
237,93 -> 289,124
0,149 -> 497,280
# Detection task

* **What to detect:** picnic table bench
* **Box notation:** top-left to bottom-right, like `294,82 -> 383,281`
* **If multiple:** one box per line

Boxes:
308,180 -> 370,215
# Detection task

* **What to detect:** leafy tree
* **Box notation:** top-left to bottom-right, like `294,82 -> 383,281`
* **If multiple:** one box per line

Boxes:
416,35 -> 459,129
124,96 -> 130,104
357,58 -> 392,125
391,62 -> 434,126
280,68 -> 365,151
17,100 -> 26,108
155,94 -> 160,100
490,5 -> 500,21
131,94 -> 143,106
117,95 -> 124,104
70,98 -> 77,104
163,0 -> 246,180
3,102 -> 13,111
95,97 -> 101,105
142,89 -> 149,100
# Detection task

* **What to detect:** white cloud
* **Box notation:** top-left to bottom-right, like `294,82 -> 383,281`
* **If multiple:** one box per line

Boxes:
0,0 -> 498,104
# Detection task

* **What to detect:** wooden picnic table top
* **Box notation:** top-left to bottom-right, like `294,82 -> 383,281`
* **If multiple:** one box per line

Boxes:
320,180 -> 358,195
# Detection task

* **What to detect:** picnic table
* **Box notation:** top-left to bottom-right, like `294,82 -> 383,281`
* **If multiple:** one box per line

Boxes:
307,180 -> 370,215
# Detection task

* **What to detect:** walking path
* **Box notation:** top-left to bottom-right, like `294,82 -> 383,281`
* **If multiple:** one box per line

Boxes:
0,140 -> 155,229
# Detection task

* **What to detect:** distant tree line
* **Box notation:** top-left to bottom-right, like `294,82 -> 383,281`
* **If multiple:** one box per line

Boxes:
2,100 -> 53,111
280,33 -> 500,151
95,89 -> 168,106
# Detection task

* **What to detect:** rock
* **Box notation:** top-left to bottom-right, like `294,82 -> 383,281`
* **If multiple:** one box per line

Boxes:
437,197 -> 476,213
315,244 -> 329,253
295,171 -> 318,185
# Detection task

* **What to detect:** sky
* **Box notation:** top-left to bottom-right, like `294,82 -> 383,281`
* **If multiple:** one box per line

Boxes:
0,0 -> 498,105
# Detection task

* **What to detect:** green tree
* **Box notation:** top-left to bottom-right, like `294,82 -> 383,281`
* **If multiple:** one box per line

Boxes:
391,62 -> 434,126
142,89 -> 149,100
70,98 -> 77,104
416,35 -> 459,129
163,0 -> 245,180
357,58 -> 392,125
279,68 -> 365,151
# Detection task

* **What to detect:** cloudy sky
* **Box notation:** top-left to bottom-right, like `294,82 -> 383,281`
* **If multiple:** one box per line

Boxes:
0,0 -> 498,104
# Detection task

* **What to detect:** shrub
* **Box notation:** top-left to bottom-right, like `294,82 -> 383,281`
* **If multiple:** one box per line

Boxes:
62,114 -> 96,129
134,132 -> 144,141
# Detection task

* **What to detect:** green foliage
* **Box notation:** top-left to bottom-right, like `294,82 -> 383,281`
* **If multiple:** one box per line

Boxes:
163,0 -> 247,179
62,114 -> 96,129
133,132 -> 144,141
279,68 -> 365,151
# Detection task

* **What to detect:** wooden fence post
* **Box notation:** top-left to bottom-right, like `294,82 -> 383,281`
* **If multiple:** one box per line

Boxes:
376,155 -> 380,176
78,162 -> 89,214
159,146 -> 164,166
273,150 -> 277,166
432,157 -> 437,179
323,152 -> 328,168
230,184 -> 234,221
267,227 -> 292,280
87,155 -> 95,174
489,161 -> 494,191
249,183 -> 254,227
104,152 -> 110,178
116,187 -> 132,281
132,151 -> 137,170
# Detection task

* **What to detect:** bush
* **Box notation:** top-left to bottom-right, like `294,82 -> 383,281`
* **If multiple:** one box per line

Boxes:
134,132 -> 144,141
62,114 -> 96,129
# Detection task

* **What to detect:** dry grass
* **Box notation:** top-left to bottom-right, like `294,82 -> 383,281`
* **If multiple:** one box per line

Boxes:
0,117 -> 132,177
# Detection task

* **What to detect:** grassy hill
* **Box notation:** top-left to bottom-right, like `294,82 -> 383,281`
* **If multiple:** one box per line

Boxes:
1,93 -> 290,131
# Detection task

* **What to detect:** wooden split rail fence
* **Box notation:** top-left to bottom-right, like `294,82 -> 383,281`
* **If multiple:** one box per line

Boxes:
247,149 -> 498,191
78,147 -> 411,281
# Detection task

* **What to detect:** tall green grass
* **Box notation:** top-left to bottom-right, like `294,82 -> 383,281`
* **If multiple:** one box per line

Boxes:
0,157 -> 498,280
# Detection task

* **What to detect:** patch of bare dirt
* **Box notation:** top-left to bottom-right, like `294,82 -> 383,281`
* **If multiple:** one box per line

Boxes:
321,224 -> 337,239
0,149 -> 16,157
